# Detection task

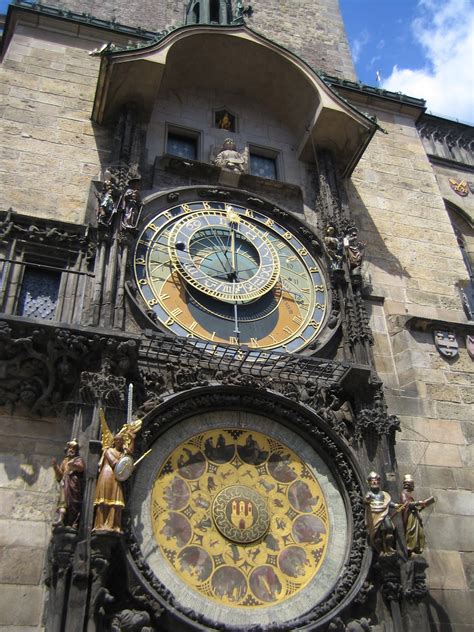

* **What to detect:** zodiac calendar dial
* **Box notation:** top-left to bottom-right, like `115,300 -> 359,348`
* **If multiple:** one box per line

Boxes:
133,201 -> 329,353
151,429 -> 329,608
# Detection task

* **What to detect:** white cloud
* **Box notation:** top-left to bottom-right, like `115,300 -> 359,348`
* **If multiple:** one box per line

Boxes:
382,0 -> 474,123
352,29 -> 370,64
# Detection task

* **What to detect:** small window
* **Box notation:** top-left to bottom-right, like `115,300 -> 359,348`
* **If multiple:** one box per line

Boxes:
167,127 -> 199,161
17,266 -> 61,321
249,149 -> 278,180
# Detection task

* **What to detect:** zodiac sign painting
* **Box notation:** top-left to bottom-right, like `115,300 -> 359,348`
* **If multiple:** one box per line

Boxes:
152,429 -> 329,607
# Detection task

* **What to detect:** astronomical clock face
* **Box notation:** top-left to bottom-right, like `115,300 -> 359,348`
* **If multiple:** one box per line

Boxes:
133,200 -> 329,353
130,411 -> 348,628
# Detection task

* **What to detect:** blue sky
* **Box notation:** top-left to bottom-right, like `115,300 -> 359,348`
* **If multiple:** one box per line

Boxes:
1,0 -> 473,123
340,0 -> 474,124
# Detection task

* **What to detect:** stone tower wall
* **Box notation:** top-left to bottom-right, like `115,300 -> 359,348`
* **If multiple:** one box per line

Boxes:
347,107 -> 473,631
36,0 -> 356,79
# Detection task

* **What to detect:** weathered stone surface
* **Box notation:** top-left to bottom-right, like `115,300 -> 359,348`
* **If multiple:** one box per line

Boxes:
427,515 -> 474,551
399,418 -> 467,446
0,546 -> 45,584
417,465 -> 456,490
41,0 -> 356,80
461,552 -> 474,590
434,490 -> 474,517
426,383 -> 462,403
0,519 -> 49,549
429,589 -> 474,627
0,584 -> 44,626
435,402 -> 473,422
454,467 -> 474,491
425,550 -> 468,590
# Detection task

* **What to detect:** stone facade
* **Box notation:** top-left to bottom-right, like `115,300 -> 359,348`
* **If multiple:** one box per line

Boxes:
0,2 -> 472,632
40,0 -> 356,79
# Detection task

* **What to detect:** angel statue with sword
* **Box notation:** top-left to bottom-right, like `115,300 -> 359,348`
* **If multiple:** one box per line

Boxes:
93,388 -> 150,533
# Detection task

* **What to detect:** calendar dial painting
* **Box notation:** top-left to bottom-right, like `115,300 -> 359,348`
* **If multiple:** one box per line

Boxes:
152,429 -> 329,607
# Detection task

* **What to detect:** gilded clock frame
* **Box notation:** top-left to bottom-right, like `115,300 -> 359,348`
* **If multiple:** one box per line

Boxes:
129,188 -> 339,355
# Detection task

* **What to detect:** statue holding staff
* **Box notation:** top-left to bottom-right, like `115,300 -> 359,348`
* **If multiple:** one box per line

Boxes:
52,439 -> 85,529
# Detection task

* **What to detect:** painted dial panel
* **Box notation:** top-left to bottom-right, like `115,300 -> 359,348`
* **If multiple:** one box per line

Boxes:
134,201 -> 328,353
152,429 -> 329,608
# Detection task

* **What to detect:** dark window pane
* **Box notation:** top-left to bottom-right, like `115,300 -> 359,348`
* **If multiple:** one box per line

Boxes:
168,133 -> 197,160
250,154 -> 277,180
17,267 -> 60,320
210,0 -> 220,23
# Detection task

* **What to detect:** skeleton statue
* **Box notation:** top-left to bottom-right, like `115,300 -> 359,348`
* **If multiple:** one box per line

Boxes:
121,176 -> 142,229
96,170 -> 120,225
324,226 -> 343,271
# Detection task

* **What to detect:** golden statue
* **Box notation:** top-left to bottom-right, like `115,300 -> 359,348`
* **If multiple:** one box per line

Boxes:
364,471 -> 397,554
92,409 -> 142,533
400,474 -> 435,556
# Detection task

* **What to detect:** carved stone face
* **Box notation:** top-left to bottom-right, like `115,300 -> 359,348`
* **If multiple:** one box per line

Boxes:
434,330 -> 459,358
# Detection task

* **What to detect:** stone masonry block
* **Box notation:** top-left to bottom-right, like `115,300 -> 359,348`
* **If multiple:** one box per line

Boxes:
425,549 -> 468,590
0,545 -> 45,585
0,519 -> 49,549
427,515 -> 473,551
461,552 -> 474,589
434,490 -> 474,517
421,443 -> 463,468
435,402 -> 473,422
429,589 -> 474,627
417,465 -> 456,490
0,584 -> 44,626
401,418 -> 467,445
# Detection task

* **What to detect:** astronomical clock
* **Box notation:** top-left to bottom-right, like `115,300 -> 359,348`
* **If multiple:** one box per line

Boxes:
122,189 -> 366,631
132,195 -> 332,353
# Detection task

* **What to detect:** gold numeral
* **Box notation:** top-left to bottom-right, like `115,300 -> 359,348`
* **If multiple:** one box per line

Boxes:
269,334 -> 277,343
148,299 -> 159,307
293,316 -> 302,325
159,293 -> 170,301
170,308 -> 182,317
283,231 -> 292,240
265,218 -> 274,227
202,201 -> 211,210
189,321 -> 198,331
309,320 -> 320,329
309,267 -> 319,273
149,223 -> 159,231
298,248 -> 308,256
287,256 -> 297,262
138,279 -> 148,286
250,337 -> 259,347
165,317 -> 174,326
182,204 -> 192,213
283,326 -> 293,334
245,209 -> 254,218
135,257 -> 145,265
229,336 -> 239,345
